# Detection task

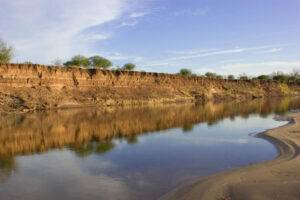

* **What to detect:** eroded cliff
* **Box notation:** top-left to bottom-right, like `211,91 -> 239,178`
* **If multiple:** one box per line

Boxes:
0,64 -> 299,112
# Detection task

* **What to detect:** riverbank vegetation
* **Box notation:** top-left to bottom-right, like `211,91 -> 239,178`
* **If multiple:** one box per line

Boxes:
0,39 -> 299,83
179,68 -> 300,84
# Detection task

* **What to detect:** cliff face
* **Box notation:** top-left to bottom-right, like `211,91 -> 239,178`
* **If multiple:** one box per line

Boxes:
0,64 -> 299,112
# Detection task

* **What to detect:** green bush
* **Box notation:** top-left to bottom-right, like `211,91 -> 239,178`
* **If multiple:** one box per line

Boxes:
205,72 -> 217,78
0,39 -> 13,64
89,55 -> 112,69
122,63 -> 136,71
64,55 -> 90,67
179,68 -> 192,76
257,75 -> 270,80
272,74 -> 289,83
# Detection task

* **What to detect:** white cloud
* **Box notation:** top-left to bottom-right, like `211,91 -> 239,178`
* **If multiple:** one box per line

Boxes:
104,52 -> 144,62
166,48 -> 218,56
117,10 -> 150,28
165,46 -> 279,61
78,33 -> 111,41
140,46 -> 282,68
195,61 -> 300,76
256,48 -> 282,54
0,0 -> 132,64
118,20 -> 139,27
174,7 -> 210,17
129,12 -> 149,18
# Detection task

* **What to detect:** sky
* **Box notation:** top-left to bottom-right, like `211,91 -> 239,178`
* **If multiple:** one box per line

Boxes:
0,0 -> 300,75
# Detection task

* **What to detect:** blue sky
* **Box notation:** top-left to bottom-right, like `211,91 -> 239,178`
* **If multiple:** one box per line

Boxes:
0,0 -> 299,75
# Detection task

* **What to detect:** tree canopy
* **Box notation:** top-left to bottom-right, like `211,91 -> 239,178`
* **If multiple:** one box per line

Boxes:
64,55 -> 90,67
0,39 -> 13,64
179,68 -> 192,76
122,63 -> 136,71
64,55 -> 113,69
205,72 -> 217,78
89,56 -> 112,69
257,75 -> 270,80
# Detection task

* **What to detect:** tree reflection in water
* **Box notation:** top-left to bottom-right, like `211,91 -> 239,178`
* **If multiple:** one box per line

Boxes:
0,97 -> 299,180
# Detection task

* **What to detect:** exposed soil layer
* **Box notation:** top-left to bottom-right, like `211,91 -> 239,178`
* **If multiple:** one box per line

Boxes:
0,64 -> 299,113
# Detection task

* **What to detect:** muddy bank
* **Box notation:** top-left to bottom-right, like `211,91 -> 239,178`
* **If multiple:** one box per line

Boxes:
0,64 -> 299,113
163,112 -> 300,200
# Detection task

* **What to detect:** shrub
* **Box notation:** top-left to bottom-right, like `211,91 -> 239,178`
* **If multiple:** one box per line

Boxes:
0,39 -> 13,64
122,63 -> 136,71
272,74 -> 289,83
227,75 -> 235,80
179,68 -> 192,76
205,72 -> 217,78
89,55 -> 112,69
257,75 -> 270,80
64,55 -> 90,67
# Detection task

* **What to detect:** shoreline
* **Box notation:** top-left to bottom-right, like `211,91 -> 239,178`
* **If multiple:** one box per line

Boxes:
1,63 -> 299,114
163,111 -> 300,200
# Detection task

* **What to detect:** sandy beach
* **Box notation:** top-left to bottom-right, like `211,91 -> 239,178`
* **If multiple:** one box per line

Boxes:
163,111 -> 300,200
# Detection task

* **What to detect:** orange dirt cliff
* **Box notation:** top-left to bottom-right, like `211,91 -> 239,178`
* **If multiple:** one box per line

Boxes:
0,64 -> 299,112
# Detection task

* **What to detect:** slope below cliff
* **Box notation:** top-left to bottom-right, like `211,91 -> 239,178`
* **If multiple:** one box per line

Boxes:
0,64 -> 299,113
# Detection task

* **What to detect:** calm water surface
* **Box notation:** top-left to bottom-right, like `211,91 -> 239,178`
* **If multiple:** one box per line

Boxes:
0,98 -> 299,200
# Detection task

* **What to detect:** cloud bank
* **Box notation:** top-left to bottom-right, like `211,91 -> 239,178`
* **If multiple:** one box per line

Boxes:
0,0 -> 132,64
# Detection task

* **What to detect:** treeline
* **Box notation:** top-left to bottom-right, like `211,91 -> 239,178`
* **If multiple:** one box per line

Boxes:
0,39 -> 136,71
1,39 -> 299,83
178,68 -> 300,84
61,55 -> 136,71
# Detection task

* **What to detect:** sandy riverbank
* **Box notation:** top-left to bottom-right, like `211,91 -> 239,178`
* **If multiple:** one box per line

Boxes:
163,111 -> 300,200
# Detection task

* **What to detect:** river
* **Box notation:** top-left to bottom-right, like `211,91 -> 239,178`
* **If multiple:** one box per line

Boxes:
0,98 -> 299,200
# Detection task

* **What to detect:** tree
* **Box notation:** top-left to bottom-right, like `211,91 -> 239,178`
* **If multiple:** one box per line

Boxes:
89,55 -> 112,69
0,39 -> 13,64
272,74 -> 288,83
257,75 -> 270,80
205,72 -> 217,78
64,55 -> 90,67
227,75 -> 235,80
179,68 -> 192,76
122,63 -> 136,71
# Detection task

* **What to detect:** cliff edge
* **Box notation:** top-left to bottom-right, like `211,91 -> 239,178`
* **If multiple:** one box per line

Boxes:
0,64 -> 299,112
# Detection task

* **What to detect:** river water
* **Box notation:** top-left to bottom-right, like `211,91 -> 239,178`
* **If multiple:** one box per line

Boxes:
0,98 -> 299,200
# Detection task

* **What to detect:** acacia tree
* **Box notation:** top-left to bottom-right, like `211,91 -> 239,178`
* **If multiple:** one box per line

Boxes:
257,75 -> 270,80
89,56 -> 112,69
205,72 -> 217,78
0,39 -> 13,64
122,63 -> 136,71
64,55 -> 90,67
179,68 -> 192,76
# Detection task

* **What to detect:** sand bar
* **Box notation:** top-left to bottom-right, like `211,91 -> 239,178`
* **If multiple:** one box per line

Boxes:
163,112 -> 300,200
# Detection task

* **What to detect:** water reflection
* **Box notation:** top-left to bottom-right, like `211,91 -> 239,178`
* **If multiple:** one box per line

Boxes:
0,98 -> 299,199
0,98 -> 299,158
